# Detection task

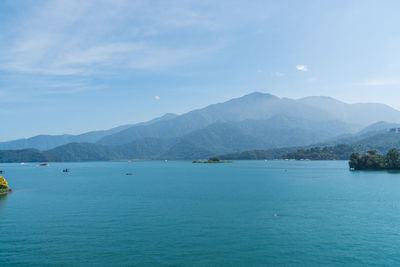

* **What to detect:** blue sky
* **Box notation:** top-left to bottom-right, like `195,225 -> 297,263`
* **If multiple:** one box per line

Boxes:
1,0 -> 400,141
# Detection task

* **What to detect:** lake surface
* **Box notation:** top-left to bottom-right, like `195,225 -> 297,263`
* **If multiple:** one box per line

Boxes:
1,160 -> 400,266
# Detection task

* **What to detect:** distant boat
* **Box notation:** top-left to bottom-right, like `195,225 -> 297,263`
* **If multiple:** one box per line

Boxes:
0,170 -> 4,174
40,163 -> 49,166
126,173 -> 133,176
62,169 -> 69,173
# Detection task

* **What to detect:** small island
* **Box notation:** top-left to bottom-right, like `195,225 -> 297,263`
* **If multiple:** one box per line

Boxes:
0,176 -> 11,194
192,157 -> 232,163
349,149 -> 400,170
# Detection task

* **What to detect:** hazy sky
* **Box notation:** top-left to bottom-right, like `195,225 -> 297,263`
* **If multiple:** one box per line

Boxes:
1,0 -> 400,141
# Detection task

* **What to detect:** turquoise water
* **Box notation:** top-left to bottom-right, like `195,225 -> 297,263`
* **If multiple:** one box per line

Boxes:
1,160 -> 400,266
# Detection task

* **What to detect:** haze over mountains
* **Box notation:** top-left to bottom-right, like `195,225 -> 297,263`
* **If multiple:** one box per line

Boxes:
2,92 -> 400,161
0,113 -> 177,151
298,96 -> 400,125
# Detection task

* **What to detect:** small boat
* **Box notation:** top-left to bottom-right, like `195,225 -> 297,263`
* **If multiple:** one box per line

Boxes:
126,173 -> 133,176
62,169 -> 69,173
40,163 -> 49,166
0,170 -> 4,174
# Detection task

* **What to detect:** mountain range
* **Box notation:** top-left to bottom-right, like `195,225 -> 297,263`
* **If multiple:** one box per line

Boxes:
2,92 -> 400,161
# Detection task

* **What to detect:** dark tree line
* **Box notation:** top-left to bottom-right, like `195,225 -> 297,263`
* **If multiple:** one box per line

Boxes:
284,144 -> 358,160
349,149 -> 400,170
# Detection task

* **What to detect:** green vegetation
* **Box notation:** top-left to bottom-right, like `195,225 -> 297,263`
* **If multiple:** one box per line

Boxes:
193,157 -> 232,163
2,93 -> 400,162
284,144 -> 361,160
0,149 -> 57,163
349,149 -> 400,170
219,131 -> 400,161
219,147 -> 298,160
219,144 -> 363,160
0,125 -> 399,162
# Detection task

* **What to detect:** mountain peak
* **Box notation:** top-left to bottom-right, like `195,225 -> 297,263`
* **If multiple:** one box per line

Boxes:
242,92 -> 279,99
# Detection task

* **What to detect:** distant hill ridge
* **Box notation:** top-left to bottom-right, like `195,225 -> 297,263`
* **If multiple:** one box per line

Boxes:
4,126 -> 400,162
298,96 -> 400,125
218,131 -> 400,160
2,92 -> 400,161
0,113 -> 177,151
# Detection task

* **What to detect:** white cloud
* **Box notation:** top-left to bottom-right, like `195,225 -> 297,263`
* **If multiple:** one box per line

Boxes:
0,0 -> 269,77
154,95 -> 160,100
0,0 -> 272,104
296,65 -> 308,71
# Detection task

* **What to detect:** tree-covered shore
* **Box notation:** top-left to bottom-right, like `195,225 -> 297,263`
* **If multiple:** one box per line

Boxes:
219,144 -> 364,160
349,149 -> 400,170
